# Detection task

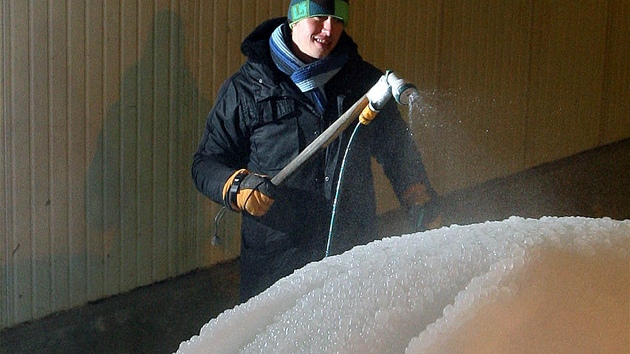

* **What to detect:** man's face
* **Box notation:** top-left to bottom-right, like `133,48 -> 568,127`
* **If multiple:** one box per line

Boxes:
291,16 -> 344,63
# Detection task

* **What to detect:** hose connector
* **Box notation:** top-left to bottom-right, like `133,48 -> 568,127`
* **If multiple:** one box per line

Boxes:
358,104 -> 379,125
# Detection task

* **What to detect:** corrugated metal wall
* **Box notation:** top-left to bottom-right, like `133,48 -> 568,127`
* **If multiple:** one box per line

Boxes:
371,0 -> 629,210
0,0 -> 253,330
2,0 -> 629,330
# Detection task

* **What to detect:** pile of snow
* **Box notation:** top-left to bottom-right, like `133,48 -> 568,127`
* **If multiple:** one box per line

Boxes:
177,216 -> 629,353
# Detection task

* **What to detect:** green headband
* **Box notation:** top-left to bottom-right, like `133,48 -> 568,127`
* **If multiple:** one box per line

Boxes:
288,0 -> 349,26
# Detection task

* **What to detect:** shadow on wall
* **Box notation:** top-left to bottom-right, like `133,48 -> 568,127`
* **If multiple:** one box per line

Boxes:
86,9 -> 211,296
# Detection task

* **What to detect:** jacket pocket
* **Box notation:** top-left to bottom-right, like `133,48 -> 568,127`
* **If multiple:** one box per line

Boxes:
249,99 -> 300,172
241,215 -> 293,254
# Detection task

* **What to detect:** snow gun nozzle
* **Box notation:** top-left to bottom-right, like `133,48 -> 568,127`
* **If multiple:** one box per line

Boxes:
386,70 -> 418,106
365,70 -> 418,111
359,70 -> 418,125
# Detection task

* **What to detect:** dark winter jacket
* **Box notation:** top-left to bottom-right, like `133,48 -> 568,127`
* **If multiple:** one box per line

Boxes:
192,18 -> 433,300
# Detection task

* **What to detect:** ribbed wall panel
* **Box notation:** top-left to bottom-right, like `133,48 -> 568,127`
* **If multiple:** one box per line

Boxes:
526,0 -> 608,166
0,0 -> 6,329
2,0 -> 629,329
1,0 -> 255,329
49,0 -> 70,316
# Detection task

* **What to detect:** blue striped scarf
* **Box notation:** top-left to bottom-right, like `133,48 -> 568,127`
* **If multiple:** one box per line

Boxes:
269,24 -> 348,114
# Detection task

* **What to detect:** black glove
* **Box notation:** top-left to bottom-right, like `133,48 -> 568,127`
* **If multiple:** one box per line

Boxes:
222,169 -> 276,217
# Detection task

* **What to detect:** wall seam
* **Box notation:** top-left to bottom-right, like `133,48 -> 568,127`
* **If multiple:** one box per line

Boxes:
46,0 -> 54,315
523,0 -> 536,168
598,0 -> 611,145
1,0 -> 13,329
28,0 -> 35,321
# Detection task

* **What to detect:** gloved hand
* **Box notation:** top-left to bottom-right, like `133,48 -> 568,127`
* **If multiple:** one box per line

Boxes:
403,183 -> 442,231
222,169 -> 276,217
408,199 -> 442,231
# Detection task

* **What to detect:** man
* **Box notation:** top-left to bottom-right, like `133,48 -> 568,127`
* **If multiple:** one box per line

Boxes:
192,0 -> 441,302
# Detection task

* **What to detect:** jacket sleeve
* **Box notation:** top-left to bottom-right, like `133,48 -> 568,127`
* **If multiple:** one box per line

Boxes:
369,100 -> 436,204
191,77 -> 250,205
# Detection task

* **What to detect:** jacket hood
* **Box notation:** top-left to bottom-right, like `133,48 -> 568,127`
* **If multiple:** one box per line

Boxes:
240,17 -> 360,64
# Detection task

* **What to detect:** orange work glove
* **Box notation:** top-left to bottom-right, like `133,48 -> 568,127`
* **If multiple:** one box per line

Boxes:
222,169 -> 276,217
402,183 -> 443,231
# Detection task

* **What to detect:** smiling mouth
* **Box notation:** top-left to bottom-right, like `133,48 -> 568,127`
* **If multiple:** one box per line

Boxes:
314,37 -> 331,44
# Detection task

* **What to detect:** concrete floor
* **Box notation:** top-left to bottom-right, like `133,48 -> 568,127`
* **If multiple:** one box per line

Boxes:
1,138 -> 629,354
0,262 -> 240,354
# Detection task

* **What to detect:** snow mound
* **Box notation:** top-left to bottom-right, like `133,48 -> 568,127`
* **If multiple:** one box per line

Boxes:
177,216 -> 630,353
